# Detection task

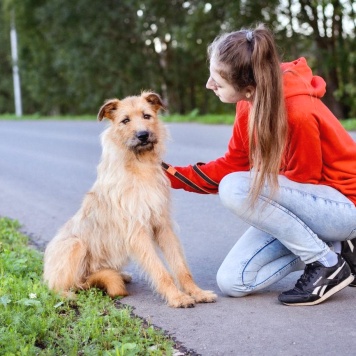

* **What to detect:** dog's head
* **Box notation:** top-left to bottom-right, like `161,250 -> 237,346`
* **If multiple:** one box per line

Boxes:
98,92 -> 167,155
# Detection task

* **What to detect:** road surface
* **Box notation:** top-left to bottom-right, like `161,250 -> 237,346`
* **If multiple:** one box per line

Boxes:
1,120 -> 355,355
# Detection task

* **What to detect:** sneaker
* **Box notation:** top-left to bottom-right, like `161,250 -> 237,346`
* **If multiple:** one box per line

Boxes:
341,238 -> 356,287
278,255 -> 354,306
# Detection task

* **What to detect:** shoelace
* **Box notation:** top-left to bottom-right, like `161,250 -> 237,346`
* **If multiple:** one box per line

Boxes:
295,263 -> 321,288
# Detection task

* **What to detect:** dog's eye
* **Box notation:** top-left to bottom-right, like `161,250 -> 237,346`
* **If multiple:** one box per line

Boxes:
143,114 -> 151,120
121,117 -> 130,124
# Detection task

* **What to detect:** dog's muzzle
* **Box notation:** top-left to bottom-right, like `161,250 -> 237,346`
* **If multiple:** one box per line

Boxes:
129,130 -> 157,153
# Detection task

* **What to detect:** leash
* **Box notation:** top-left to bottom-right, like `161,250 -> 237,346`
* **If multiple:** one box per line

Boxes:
161,161 -> 218,194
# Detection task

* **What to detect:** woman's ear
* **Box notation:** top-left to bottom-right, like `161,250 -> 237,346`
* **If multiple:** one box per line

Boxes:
244,86 -> 255,100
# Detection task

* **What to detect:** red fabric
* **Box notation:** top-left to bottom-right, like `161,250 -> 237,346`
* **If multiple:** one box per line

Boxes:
167,57 -> 356,205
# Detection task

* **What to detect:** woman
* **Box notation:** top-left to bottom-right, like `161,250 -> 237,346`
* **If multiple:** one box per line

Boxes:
164,23 -> 356,306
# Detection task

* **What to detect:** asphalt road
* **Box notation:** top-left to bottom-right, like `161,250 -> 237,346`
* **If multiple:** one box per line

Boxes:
1,120 -> 356,355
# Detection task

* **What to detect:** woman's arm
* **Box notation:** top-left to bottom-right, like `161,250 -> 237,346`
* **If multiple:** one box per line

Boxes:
165,102 -> 251,193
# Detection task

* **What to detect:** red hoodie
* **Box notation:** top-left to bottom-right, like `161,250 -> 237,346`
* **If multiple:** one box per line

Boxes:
167,57 -> 356,206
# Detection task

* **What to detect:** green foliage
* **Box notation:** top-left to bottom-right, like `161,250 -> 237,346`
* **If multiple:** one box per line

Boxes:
0,217 -> 174,355
0,1 -> 355,117
0,2 -> 14,113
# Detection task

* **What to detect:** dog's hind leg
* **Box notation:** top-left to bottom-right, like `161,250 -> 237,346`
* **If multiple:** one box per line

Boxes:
155,224 -> 217,304
86,269 -> 129,298
130,230 -> 196,308
44,238 -> 87,296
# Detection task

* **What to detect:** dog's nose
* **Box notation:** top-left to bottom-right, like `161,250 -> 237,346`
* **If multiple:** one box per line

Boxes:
136,131 -> 149,142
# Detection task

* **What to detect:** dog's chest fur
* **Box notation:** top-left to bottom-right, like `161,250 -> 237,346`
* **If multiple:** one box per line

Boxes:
92,143 -> 170,229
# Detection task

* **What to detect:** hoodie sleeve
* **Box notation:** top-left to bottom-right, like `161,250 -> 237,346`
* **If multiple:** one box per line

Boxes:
165,102 -> 251,193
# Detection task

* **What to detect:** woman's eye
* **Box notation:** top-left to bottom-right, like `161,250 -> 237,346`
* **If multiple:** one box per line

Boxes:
143,114 -> 151,120
121,118 -> 130,124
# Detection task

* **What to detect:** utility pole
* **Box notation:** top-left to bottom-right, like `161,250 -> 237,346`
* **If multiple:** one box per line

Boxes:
10,10 -> 23,117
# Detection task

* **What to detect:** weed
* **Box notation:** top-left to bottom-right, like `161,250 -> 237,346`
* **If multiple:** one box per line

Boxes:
0,217 -> 174,355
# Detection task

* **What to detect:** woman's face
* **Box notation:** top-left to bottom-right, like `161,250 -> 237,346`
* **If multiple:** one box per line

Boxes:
206,60 -> 251,103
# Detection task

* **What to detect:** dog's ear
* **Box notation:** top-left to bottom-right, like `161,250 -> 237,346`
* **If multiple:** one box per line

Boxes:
142,92 -> 165,112
97,99 -> 120,121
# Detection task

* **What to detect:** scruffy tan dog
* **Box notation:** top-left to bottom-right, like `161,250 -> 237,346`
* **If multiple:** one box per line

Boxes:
43,92 -> 217,307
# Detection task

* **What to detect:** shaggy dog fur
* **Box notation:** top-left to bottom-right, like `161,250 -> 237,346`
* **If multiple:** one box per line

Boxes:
43,92 -> 217,307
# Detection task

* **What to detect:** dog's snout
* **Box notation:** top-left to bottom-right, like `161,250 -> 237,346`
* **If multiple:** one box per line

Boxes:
136,131 -> 149,142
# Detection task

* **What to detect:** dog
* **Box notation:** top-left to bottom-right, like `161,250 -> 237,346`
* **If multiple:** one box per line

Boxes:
43,91 -> 217,307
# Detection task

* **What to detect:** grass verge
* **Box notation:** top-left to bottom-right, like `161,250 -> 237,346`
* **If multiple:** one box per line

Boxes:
0,217 -> 175,355
162,115 -> 356,131
0,114 -> 97,121
1,114 -> 356,131
340,118 -> 356,131
162,113 -> 236,125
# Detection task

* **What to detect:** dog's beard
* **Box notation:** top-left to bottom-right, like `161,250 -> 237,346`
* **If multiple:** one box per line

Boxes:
128,138 -> 158,154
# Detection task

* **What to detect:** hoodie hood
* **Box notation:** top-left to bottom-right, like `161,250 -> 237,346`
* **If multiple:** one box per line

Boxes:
281,57 -> 326,99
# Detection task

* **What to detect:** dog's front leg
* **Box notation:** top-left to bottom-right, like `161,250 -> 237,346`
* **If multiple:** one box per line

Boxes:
130,229 -> 196,308
155,224 -> 217,304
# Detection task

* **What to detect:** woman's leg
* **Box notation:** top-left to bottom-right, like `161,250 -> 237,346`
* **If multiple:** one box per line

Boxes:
218,171 -> 356,304
219,172 -> 356,264
216,227 -> 304,297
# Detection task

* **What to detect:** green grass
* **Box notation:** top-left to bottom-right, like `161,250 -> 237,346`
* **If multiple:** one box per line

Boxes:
162,113 -> 236,125
162,114 -> 356,131
340,118 -> 356,131
0,217 -> 175,355
0,114 -> 97,121
1,113 -> 356,131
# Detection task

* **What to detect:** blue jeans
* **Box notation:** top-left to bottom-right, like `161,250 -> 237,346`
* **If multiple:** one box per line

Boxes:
217,171 -> 356,297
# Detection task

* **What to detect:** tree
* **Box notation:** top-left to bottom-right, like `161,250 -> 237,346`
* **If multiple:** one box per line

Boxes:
279,0 -> 356,118
0,0 -> 15,113
1,0 -> 355,117
7,0 -> 153,114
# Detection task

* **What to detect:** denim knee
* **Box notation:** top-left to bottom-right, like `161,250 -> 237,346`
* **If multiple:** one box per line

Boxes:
216,264 -> 252,298
219,172 -> 251,215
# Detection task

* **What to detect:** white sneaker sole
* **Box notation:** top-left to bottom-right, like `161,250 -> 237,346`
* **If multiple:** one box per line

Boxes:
281,275 -> 355,306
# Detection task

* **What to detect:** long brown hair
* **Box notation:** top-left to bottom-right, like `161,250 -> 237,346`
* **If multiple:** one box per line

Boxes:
208,23 -> 287,205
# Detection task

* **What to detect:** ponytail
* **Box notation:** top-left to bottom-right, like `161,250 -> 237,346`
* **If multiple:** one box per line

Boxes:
248,24 -> 287,205
208,23 -> 287,205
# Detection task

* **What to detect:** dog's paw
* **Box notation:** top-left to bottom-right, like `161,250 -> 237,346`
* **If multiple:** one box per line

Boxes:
190,289 -> 217,303
168,293 -> 196,308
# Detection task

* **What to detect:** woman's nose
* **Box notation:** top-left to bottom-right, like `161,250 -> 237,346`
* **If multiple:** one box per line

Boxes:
206,77 -> 214,90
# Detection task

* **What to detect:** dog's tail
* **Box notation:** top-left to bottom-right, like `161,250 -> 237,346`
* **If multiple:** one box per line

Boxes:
86,269 -> 129,297
44,234 -> 130,298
